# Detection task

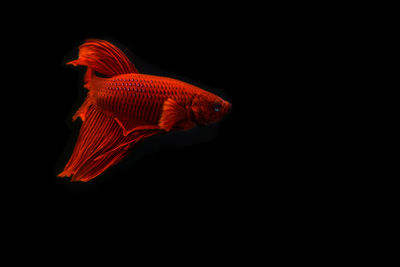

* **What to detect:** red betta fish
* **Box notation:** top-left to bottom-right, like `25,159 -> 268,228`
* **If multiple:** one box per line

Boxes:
58,39 -> 231,182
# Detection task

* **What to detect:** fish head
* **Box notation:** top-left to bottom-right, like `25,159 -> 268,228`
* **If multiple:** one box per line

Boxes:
190,92 -> 231,126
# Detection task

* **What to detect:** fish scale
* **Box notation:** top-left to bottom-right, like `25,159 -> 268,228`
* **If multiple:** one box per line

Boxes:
93,73 -> 200,124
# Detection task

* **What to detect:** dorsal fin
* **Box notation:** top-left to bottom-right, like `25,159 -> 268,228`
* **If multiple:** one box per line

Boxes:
67,39 -> 138,78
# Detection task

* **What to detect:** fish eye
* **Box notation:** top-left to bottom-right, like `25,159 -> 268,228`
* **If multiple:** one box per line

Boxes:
213,102 -> 222,112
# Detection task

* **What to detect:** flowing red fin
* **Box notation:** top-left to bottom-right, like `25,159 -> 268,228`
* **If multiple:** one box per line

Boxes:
58,106 -> 161,182
158,98 -> 187,132
67,39 -> 138,79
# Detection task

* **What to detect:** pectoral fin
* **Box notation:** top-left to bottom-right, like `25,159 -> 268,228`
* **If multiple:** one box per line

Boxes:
158,98 -> 187,132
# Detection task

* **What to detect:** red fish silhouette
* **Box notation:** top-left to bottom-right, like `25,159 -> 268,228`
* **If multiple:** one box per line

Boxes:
58,39 -> 231,182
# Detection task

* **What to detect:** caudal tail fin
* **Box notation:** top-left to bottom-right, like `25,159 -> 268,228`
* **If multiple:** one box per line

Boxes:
67,39 -> 139,87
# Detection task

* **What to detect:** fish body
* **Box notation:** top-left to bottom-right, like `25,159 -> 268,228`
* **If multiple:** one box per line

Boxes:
93,73 -> 208,128
59,39 -> 231,182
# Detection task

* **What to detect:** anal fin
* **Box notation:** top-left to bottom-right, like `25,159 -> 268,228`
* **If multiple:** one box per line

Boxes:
59,105 -> 161,182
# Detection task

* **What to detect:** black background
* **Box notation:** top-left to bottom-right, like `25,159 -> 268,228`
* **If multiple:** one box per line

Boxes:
2,3 -> 375,263
2,3 -> 356,262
